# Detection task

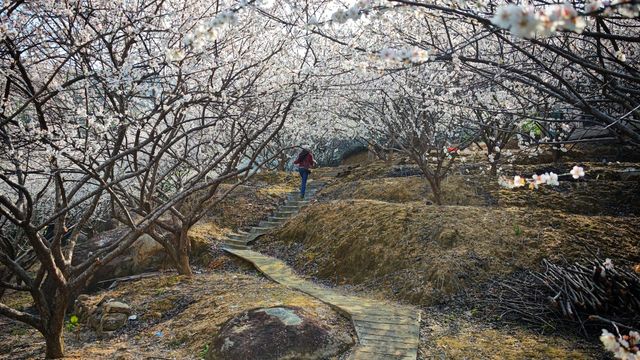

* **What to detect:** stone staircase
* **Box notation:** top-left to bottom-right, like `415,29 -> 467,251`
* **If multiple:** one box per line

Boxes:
221,180 -> 325,251
221,171 -> 421,360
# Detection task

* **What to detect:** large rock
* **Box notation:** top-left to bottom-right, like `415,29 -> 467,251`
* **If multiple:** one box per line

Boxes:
75,297 -> 134,335
73,228 -> 169,286
206,306 -> 353,360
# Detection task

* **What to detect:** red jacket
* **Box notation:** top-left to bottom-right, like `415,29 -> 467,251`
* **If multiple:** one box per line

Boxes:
294,152 -> 314,169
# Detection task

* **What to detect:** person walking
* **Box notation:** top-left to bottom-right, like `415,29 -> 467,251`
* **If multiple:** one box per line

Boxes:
293,146 -> 316,199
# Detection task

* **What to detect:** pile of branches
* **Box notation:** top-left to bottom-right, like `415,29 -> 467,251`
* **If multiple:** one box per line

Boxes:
484,257 -> 640,336
539,258 -> 640,324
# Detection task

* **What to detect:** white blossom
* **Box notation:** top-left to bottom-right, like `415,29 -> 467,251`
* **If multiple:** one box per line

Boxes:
570,165 -> 585,179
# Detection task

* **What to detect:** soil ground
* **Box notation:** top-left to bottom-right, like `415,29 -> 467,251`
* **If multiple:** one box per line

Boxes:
2,152 -> 638,359
255,156 -> 640,359
0,270 -> 354,359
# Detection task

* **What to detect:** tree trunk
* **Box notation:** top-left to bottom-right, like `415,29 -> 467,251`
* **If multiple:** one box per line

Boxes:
175,228 -> 193,276
489,150 -> 500,177
427,177 -> 443,205
42,290 -> 68,359
490,162 -> 498,177
44,328 -> 64,359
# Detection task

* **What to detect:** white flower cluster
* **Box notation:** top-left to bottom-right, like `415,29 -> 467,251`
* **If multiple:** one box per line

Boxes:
183,9 -> 238,50
491,4 -> 586,38
499,165 -> 586,189
165,48 -> 185,62
532,172 -> 560,187
492,1 -> 639,38
601,329 -> 640,360
330,0 -> 374,24
379,47 -> 431,64
499,172 -> 559,189
166,3 -> 248,61
591,0 -> 640,17
616,49 -> 627,62
499,171 -> 561,189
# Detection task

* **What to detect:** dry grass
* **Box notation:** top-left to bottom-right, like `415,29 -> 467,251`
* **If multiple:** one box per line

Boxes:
425,324 -> 595,359
251,170 -> 299,188
322,174 -> 486,206
439,175 -> 487,206
259,199 -> 639,305
322,177 -> 428,203
258,183 -> 296,198
341,151 -> 372,166
189,222 -> 228,242
1,272 -> 353,360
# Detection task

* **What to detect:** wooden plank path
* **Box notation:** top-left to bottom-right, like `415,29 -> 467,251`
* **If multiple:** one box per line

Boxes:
221,176 -> 421,360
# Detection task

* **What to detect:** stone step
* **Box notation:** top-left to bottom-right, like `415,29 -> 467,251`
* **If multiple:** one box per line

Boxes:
280,204 -> 303,210
244,232 -> 265,244
358,333 -> 420,345
355,320 -> 419,331
258,220 -> 282,228
355,323 -> 419,338
285,200 -> 309,206
354,327 -> 419,340
350,308 -> 418,320
359,338 -> 417,350
268,216 -> 289,222
226,233 -> 246,241
286,196 -> 314,203
249,226 -> 272,233
273,210 -> 297,217
287,190 -> 317,199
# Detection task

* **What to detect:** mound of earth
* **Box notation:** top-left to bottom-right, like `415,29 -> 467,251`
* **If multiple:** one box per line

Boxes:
207,306 -> 353,360
256,199 -> 639,305
321,175 -> 485,206
323,159 -> 640,215
491,162 -> 640,216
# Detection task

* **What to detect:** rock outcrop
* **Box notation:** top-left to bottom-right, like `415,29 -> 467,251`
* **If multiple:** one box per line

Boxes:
73,229 -> 169,286
206,306 -> 353,360
75,296 -> 134,335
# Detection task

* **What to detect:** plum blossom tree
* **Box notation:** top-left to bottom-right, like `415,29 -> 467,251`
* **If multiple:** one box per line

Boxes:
0,0 -> 307,356
343,68 -> 466,204
385,0 -> 640,145
1,0 -> 638,357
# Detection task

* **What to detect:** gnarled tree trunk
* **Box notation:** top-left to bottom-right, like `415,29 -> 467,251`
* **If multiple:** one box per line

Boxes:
175,227 -> 193,276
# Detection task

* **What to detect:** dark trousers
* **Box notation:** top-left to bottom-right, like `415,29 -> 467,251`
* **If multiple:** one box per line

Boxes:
298,168 -> 309,197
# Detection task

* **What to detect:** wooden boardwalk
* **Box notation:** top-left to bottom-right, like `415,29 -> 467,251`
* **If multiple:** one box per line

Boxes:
222,177 -> 421,359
